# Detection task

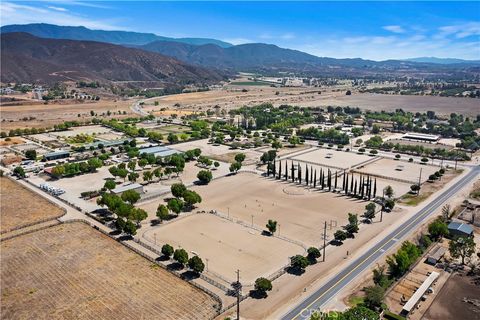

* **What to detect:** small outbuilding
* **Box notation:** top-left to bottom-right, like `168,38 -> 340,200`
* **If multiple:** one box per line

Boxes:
448,221 -> 474,237
426,246 -> 446,265
43,150 -> 70,161
111,183 -> 144,195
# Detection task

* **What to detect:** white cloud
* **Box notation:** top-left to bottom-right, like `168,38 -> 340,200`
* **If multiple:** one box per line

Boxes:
437,22 -> 480,39
0,2 -> 124,30
47,6 -> 68,12
222,38 -> 252,45
281,32 -> 295,40
383,25 -> 405,33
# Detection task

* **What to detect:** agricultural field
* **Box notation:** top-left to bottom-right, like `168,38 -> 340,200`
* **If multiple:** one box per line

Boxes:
0,137 -> 25,146
0,98 -> 134,131
144,213 -> 304,284
354,158 -> 438,184
0,222 -> 219,320
289,148 -> 372,170
0,177 -> 64,233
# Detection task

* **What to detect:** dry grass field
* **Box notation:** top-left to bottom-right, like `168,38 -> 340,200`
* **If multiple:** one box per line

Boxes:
144,213 -> 304,283
188,173 -> 366,245
0,177 -> 64,233
1,222 -> 219,320
0,137 -> 25,146
143,86 -> 480,117
0,98 -> 134,131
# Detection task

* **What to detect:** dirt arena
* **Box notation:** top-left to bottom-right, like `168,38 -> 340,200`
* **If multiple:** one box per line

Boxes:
354,158 -> 439,184
144,213 -> 304,284
0,177 -> 64,233
289,148 -> 372,170
187,173 -> 366,246
1,222 -> 219,320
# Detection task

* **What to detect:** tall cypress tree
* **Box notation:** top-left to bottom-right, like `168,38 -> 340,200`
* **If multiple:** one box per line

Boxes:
334,171 -> 338,190
310,166 -> 314,187
350,173 -> 354,193
360,176 -> 365,198
354,180 -> 358,196
291,162 -> 295,182
373,178 -> 377,198
328,169 -> 332,191
285,161 -> 288,180
305,165 -> 309,186
342,170 -> 346,191
298,163 -> 302,184
277,161 -> 282,179
313,170 -> 317,188
345,173 -> 349,194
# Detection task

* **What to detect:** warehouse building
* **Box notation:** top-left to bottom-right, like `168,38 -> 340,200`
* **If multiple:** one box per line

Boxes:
43,150 -> 70,161
111,183 -> 144,196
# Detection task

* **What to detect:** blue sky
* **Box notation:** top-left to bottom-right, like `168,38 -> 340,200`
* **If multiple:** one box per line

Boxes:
2,1 -> 479,60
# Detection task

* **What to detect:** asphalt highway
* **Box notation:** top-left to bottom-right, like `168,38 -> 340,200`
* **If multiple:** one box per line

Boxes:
282,166 -> 479,320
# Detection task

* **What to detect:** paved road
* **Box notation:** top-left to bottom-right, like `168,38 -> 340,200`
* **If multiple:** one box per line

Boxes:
282,166 -> 480,320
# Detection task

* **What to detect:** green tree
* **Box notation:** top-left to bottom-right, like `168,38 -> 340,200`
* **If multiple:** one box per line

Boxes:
128,160 -> 136,172
156,204 -> 169,221
188,256 -> 205,274
290,255 -> 309,271
25,149 -> 37,160
197,170 -> 213,184
167,133 -> 179,144
13,166 -> 26,178
183,190 -> 202,210
449,236 -> 476,265
229,162 -> 242,173
167,198 -> 184,214
254,277 -> 272,296
346,213 -> 359,234
384,185 -> 394,198
123,220 -> 137,236
234,153 -> 246,163
342,306 -> 380,320
130,208 -> 148,226
171,183 -> 187,198
104,179 -> 116,190
266,219 -> 277,235
334,230 -> 347,243
161,243 -> 174,258
364,285 -> 385,310
128,172 -> 139,182
117,168 -> 128,181
173,248 -> 189,265
121,189 -> 140,205
364,203 -> 376,221
428,218 -> 449,240
307,247 -> 321,262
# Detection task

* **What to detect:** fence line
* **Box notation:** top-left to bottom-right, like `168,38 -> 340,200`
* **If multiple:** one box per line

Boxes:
0,220 -> 61,242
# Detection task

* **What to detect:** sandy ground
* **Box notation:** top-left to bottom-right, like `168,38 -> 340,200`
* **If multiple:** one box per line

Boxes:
289,148 -> 372,170
355,158 -> 439,184
144,213 -> 305,284
49,125 -> 118,138
142,86 -> 480,117
0,177 -> 64,233
0,98 -> 134,130
0,222 -> 219,320
180,173 -> 365,246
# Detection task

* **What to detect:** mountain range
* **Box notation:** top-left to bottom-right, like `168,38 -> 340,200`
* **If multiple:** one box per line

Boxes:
1,23 -> 479,85
1,32 -> 224,85
0,23 -> 232,48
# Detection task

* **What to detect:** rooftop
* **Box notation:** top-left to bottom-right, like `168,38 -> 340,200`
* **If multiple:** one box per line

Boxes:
112,183 -> 143,194
448,221 -> 474,235
402,271 -> 439,313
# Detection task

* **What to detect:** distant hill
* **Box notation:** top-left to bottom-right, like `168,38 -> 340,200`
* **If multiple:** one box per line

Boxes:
1,32 -> 225,85
0,23 -> 233,48
137,41 -> 479,79
405,57 -> 480,65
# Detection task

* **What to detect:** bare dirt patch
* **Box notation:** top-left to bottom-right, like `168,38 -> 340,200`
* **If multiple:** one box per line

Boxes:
422,272 -> 480,320
1,222 -> 219,320
144,213 -> 304,284
290,148 -> 371,170
0,177 -> 64,233
0,137 -> 25,146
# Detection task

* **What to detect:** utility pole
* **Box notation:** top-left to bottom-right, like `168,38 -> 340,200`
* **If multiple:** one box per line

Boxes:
323,221 -> 327,262
233,269 -> 242,320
